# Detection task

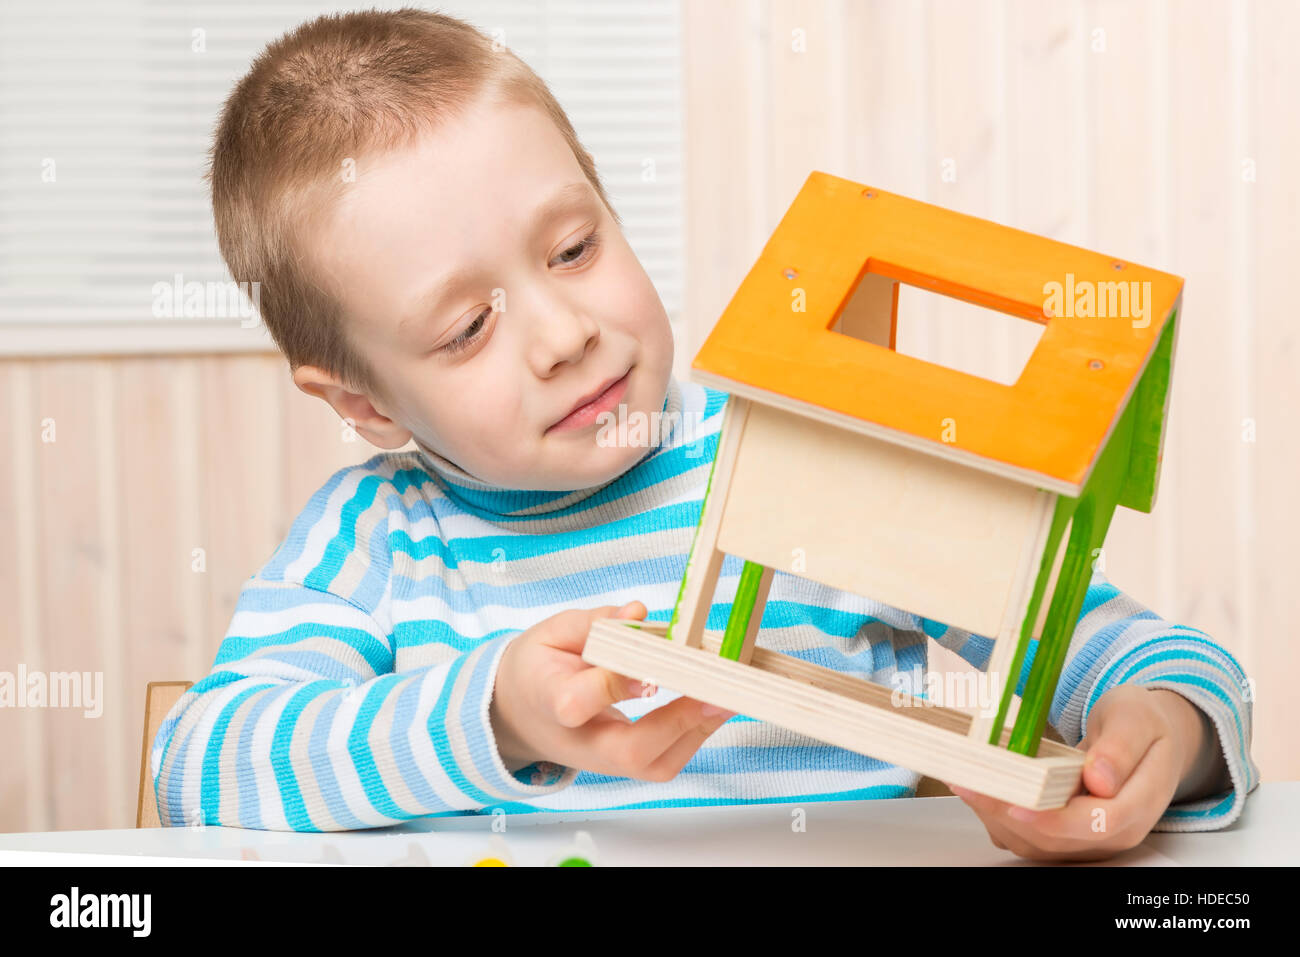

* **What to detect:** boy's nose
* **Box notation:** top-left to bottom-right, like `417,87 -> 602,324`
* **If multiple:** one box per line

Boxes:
529,308 -> 601,376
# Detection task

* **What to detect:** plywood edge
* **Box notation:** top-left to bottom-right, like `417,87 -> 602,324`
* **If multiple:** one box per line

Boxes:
585,621 -> 1083,808
689,368 -> 1081,497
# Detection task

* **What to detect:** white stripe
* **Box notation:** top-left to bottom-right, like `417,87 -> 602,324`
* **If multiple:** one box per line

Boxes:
227,601 -> 389,641
248,687 -> 293,830
409,664 -> 479,812
283,468 -> 372,583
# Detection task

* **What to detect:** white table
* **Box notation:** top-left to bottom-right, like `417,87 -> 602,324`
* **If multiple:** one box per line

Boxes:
1,783 -> 1294,866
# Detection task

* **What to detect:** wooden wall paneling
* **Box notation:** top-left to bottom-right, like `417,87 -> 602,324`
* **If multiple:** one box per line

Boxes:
34,360 -> 117,830
117,357 -> 205,829
1007,1 -> 1114,673
1165,1 -> 1244,663
681,0 -> 766,378
199,355 -> 283,665
766,0 -> 840,223
1080,2 -> 1182,623
846,0 -> 929,197
1066,0 -> 1165,619
1244,0 -> 1298,783
925,0 -> 1009,382
0,363 -> 51,833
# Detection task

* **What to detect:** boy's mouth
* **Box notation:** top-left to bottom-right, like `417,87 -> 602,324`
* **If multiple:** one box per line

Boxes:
546,367 -> 632,435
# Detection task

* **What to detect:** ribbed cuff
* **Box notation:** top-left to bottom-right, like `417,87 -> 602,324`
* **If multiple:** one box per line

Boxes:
440,631 -> 579,805
1079,674 -> 1256,833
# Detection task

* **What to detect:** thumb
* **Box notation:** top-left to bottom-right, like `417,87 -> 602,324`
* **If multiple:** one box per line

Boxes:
545,602 -> 647,653
1078,703 -> 1157,799
587,601 -> 645,621
614,600 -> 647,620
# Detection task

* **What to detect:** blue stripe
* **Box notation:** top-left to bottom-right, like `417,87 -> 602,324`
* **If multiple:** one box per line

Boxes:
427,648 -> 496,805
459,637 -> 516,793
346,674 -> 409,820
234,686 -> 284,829
1162,790 -> 1236,818
453,784 -> 913,816
304,474 -> 386,591
397,433 -> 718,526
388,673 -> 447,811
306,692 -> 368,830
1089,644 -> 1248,741
214,623 -> 392,676
272,681 -> 343,831
262,466 -> 355,580
200,683 -> 274,827
391,499 -> 706,567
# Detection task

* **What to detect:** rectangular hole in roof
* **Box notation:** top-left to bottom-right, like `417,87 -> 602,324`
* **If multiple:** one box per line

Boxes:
829,273 -> 1045,387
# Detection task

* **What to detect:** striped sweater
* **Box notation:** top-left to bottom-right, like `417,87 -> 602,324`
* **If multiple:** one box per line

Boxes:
151,375 -> 1258,832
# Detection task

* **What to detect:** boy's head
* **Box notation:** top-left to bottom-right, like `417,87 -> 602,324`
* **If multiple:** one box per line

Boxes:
208,8 -> 675,491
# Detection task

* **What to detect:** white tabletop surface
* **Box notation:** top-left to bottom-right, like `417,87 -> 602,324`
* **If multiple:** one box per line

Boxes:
1,782 -> 1294,866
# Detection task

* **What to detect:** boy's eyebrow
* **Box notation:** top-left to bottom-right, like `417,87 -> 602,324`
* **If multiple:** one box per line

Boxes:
398,181 -> 595,334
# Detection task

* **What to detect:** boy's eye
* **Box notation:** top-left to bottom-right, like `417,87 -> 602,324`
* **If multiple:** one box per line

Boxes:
437,230 -> 600,355
441,308 -> 491,355
552,230 -> 601,267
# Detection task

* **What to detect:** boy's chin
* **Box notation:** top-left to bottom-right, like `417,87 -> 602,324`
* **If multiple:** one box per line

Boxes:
538,433 -> 647,489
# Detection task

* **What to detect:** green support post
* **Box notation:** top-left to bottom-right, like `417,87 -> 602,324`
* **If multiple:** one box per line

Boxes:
719,560 -> 766,661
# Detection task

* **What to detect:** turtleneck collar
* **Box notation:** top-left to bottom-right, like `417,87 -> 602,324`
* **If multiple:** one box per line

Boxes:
412,374 -> 685,520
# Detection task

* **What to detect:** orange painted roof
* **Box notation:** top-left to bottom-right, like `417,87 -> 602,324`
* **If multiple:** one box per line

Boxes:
691,171 -> 1184,494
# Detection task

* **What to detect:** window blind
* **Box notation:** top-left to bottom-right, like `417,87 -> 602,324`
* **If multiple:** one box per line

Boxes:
0,0 -> 683,350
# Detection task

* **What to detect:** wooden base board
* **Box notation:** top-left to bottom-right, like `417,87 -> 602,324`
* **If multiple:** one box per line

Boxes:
584,619 -> 1084,810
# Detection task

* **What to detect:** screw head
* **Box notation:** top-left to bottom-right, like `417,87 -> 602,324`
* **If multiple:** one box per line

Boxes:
1088,359 -> 1105,370
783,267 -> 798,279
862,188 -> 876,199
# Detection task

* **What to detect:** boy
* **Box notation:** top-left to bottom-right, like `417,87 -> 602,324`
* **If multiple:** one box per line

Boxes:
152,8 -> 1256,860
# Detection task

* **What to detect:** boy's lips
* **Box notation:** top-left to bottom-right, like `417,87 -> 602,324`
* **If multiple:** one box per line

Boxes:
547,367 -> 632,434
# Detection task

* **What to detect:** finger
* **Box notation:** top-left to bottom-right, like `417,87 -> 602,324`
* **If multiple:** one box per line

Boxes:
550,665 -> 648,727
590,704 -> 633,725
955,736 -> 1177,854
948,783 -> 1083,853
581,696 -> 733,779
951,783 -> 1133,862
640,704 -> 737,781
542,602 -> 646,655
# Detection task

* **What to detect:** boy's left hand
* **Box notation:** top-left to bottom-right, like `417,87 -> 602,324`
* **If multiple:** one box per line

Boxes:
943,685 -> 1204,862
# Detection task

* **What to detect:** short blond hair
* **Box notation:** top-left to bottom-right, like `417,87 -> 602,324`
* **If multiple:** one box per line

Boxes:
207,6 -> 619,400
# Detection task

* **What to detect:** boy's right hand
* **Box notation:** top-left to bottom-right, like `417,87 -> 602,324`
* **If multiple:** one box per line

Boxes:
489,601 -> 736,782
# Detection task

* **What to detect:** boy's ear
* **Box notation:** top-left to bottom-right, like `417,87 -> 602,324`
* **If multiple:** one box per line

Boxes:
291,364 -> 413,450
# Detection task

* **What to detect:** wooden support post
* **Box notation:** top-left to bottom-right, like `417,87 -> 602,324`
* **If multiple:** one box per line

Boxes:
667,397 -> 750,648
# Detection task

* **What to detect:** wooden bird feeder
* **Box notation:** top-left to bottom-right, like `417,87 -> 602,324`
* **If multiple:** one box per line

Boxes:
582,171 -> 1183,809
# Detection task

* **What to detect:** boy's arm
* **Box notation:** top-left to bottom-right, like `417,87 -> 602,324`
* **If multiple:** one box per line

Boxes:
151,463 -> 575,832
908,566 -> 1259,832
150,574 -> 574,831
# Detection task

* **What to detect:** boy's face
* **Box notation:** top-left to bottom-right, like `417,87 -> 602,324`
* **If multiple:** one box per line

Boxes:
294,91 -> 675,491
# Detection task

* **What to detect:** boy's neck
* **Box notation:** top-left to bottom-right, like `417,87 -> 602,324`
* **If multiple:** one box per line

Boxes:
410,374 -> 683,518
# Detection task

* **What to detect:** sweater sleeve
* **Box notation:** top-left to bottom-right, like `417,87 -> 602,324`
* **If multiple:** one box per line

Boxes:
150,466 -> 576,832
909,565 -> 1259,832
